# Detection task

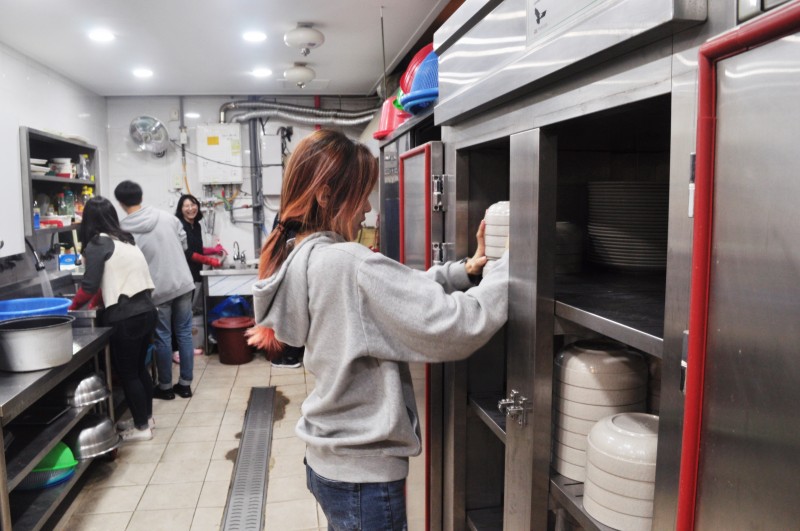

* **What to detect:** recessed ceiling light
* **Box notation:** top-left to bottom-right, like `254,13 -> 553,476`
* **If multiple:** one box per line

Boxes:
88,29 -> 115,42
251,68 -> 272,78
133,68 -> 153,78
243,31 -> 267,42
184,112 -> 201,119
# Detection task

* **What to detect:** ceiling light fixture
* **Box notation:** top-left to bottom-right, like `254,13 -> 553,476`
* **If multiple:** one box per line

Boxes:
251,67 -> 272,78
283,63 -> 315,88
133,68 -> 153,78
88,29 -> 115,42
242,31 -> 267,42
284,23 -> 325,56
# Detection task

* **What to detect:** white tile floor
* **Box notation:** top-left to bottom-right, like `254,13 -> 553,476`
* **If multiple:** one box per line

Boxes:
56,353 -> 428,531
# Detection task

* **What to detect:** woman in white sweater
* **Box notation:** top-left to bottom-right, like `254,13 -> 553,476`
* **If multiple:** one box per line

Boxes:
249,130 -> 508,530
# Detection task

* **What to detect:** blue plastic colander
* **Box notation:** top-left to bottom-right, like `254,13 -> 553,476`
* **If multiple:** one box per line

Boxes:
399,51 -> 439,114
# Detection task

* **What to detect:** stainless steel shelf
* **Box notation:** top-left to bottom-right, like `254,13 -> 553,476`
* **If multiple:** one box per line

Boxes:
467,506 -> 503,531
550,472 -> 615,531
469,395 -> 506,444
5,405 -> 93,491
10,458 -> 92,531
554,271 -> 665,357
31,175 -> 94,186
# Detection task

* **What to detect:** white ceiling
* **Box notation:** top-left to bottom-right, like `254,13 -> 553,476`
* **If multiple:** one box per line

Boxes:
0,0 -> 451,97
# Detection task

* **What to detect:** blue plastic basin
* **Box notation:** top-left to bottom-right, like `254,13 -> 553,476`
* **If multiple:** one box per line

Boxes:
0,298 -> 71,321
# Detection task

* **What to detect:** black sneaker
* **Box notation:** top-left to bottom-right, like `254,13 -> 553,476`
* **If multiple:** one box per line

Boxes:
173,383 -> 192,398
271,355 -> 302,369
153,386 -> 175,400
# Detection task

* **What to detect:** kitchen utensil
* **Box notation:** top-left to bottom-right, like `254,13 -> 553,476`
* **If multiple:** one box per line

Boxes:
585,461 -> 655,500
64,373 -> 109,407
0,297 -> 71,321
555,380 -> 647,406
373,95 -> 411,140
0,315 -> 74,372
65,414 -> 121,460
16,441 -> 78,490
587,413 -> 658,481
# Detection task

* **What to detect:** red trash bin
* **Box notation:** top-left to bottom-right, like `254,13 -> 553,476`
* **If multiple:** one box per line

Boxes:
211,316 -> 255,365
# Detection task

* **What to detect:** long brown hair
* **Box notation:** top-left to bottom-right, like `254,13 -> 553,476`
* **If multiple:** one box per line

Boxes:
258,129 -> 377,279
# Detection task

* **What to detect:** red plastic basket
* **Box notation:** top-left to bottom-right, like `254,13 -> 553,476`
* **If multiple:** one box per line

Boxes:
373,96 -> 411,140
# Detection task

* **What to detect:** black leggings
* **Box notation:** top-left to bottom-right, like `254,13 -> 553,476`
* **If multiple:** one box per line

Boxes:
109,310 -> 157,429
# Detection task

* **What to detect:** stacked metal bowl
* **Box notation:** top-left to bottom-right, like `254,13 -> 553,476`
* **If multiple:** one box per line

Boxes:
584,412 -> 659,530
552,339 -> 648,481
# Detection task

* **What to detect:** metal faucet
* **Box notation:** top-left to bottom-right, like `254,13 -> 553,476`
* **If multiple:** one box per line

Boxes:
232,241 -> 241,262
25,238 -> 46,271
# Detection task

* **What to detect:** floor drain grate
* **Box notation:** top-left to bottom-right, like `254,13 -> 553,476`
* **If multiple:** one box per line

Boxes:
222,386 -> 275,531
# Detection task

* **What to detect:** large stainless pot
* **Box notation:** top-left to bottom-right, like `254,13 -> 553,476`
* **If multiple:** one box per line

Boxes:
0,315 -> 75,372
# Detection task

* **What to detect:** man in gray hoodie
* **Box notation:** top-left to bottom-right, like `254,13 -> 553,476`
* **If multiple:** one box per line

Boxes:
115,180 -> 196,400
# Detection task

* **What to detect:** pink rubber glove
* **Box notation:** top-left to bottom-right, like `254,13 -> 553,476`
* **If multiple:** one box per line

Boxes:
203,244 -> 226,256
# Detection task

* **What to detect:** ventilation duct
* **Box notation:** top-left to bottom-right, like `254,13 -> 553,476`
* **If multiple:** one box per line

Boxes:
219,100 -> 378,123
230,109 -> 374,127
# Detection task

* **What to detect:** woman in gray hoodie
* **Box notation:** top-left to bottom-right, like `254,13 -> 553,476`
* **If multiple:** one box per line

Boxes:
249,129 -> 508,530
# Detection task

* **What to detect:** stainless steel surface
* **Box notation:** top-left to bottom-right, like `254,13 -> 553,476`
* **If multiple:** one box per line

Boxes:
650,68 -> 701,531
400,142 -> 443,270
436,0 -> 706,124
0,315 -> 75,372
64,413 -> 120,460
63,373 -> 109,407
433,0 -> 503,55
550,474 -> 615,531
693,33 -> 800,529
503,128 -> 556,530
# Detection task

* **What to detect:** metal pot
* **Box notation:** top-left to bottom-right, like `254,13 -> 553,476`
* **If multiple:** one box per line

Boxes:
0,315 -> 75,372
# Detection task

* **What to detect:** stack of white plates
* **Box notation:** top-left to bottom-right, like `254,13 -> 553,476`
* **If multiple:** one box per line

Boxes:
552,339 -> 648,481
483,201 -> 508,276
584,413 -> 659,531
30,158 -> 49,174
556,221 -> 583,274
648,357 -> 661,414
586,182 -> 668,271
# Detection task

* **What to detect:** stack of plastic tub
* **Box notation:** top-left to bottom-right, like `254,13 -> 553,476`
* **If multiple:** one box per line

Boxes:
551,339 -> 648,481
483,201 -> 509,276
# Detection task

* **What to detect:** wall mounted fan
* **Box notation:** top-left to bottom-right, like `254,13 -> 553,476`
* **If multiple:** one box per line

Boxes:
129,116 -> 170,157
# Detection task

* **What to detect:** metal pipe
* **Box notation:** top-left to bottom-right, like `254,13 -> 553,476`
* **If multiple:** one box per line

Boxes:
219,100 -> 378,123
231,109 -> 374,126
248,113 -> 264,253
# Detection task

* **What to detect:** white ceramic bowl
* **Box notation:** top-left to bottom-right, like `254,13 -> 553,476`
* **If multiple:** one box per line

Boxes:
485,201 -> 510,226
555,398 -> 645,422
484,224 -> 509,236
553,410 -> 598,435
583,491 -> 653,531
558,365 -> 648,390
553,456 -> 585,482
553,440 -> 586,467
485,234 -> 508,248
584,478 -> 654,517
553,425 -> 588,451
556,339 -> 648,375
587,413 -> 659,482
485,245 -> 506,259
555,380 -> 647,406
585,461 -> 655,500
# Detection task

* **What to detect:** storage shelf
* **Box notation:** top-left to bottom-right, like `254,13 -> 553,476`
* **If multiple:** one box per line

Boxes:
5,405 -> 93,491
34,223 -> 80,235
469,395 -> 506,444
10,458 -> 93,531
467,506 -> 503,531
554,271 -> 665,357
550,472 -> 615,531
31,175 -> 94,186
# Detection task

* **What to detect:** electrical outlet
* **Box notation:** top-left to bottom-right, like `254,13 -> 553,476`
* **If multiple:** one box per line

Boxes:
170,109 -> 179,120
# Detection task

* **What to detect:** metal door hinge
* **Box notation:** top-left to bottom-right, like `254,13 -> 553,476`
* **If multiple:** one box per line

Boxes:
498,389 -> 532,426
432,174 -> 449,212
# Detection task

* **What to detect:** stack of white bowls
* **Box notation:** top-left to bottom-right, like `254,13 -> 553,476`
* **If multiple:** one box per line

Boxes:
584,412 -> 659,531
552,339 -> 648,481
556,221 -> 584,274
483,201 -> 509,276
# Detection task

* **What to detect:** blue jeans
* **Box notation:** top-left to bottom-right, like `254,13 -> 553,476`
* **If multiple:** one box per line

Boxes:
306,464 -> 407,531
154,291 -> 194,387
